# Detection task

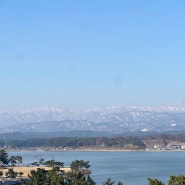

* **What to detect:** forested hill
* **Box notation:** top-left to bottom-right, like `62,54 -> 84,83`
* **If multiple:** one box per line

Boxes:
1,133 -> 185,150
0,136 -> 145,150
0,131 -> 112,140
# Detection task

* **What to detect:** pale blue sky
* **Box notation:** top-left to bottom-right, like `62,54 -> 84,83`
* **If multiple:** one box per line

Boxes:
0,0 -> 185,110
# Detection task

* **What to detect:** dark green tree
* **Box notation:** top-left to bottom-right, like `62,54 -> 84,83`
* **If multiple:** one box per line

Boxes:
86,175 -> 96,185
47,167 -> 64,185
9,156 -> 17,166
70,160 -> 90,173
66,172 -> 95,185
168,175 -> 185,185
44,160 -> 55,167
0,149 -> 9,165
18,171 -> 24,177
148,178 -> 165,185
44,160 -> 64,168
5,168 -> 18,179
22,168 -> 48,185
31,161 -> 39,166
16,155 -> 23,166
54,161 -> 64,168
39,157 -> 45,166
0,171 -> 3,177
103,178 -> 115,185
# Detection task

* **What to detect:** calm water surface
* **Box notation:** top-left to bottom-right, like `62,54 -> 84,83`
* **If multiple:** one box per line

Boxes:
9,151 -> 185,185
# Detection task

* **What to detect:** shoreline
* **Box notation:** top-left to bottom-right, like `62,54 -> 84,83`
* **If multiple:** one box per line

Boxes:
6,148 -> 185,152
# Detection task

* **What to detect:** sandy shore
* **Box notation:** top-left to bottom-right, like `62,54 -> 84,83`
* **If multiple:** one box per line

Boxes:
0,166 -> 71,178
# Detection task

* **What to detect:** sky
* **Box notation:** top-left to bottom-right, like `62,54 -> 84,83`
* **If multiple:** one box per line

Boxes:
0,0 -> 185,111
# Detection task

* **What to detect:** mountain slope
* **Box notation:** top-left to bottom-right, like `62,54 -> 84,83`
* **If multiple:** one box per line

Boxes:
0,106 -> 185,133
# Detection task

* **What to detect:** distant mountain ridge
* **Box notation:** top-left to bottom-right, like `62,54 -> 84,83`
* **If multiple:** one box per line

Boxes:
0,106 -> 185,134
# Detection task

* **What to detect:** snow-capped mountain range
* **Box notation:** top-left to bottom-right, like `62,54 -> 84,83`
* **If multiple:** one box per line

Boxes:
0,106 -> 185,134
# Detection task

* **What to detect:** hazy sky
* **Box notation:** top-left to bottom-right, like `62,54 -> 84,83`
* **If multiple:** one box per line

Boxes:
0,0 -> 185,111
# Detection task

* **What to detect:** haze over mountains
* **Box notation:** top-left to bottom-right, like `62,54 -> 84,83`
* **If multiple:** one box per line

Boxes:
0,106 -> 185,134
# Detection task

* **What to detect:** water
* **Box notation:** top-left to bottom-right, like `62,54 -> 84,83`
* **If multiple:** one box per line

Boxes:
9,151 -> 185,185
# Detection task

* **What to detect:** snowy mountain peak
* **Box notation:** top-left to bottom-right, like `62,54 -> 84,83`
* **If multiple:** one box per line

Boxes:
0,106 -> 185,133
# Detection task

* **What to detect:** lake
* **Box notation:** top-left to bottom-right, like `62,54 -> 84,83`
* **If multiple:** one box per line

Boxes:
9,151 -> 185,185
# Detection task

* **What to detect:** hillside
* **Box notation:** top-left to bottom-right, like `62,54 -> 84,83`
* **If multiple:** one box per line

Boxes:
0,106 -> 185,134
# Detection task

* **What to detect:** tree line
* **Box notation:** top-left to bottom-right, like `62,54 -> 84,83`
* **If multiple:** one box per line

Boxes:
2,133 -> 185,150
21,168 -> 185,185
0,136 -> 145,149
0,149 -> 22,166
